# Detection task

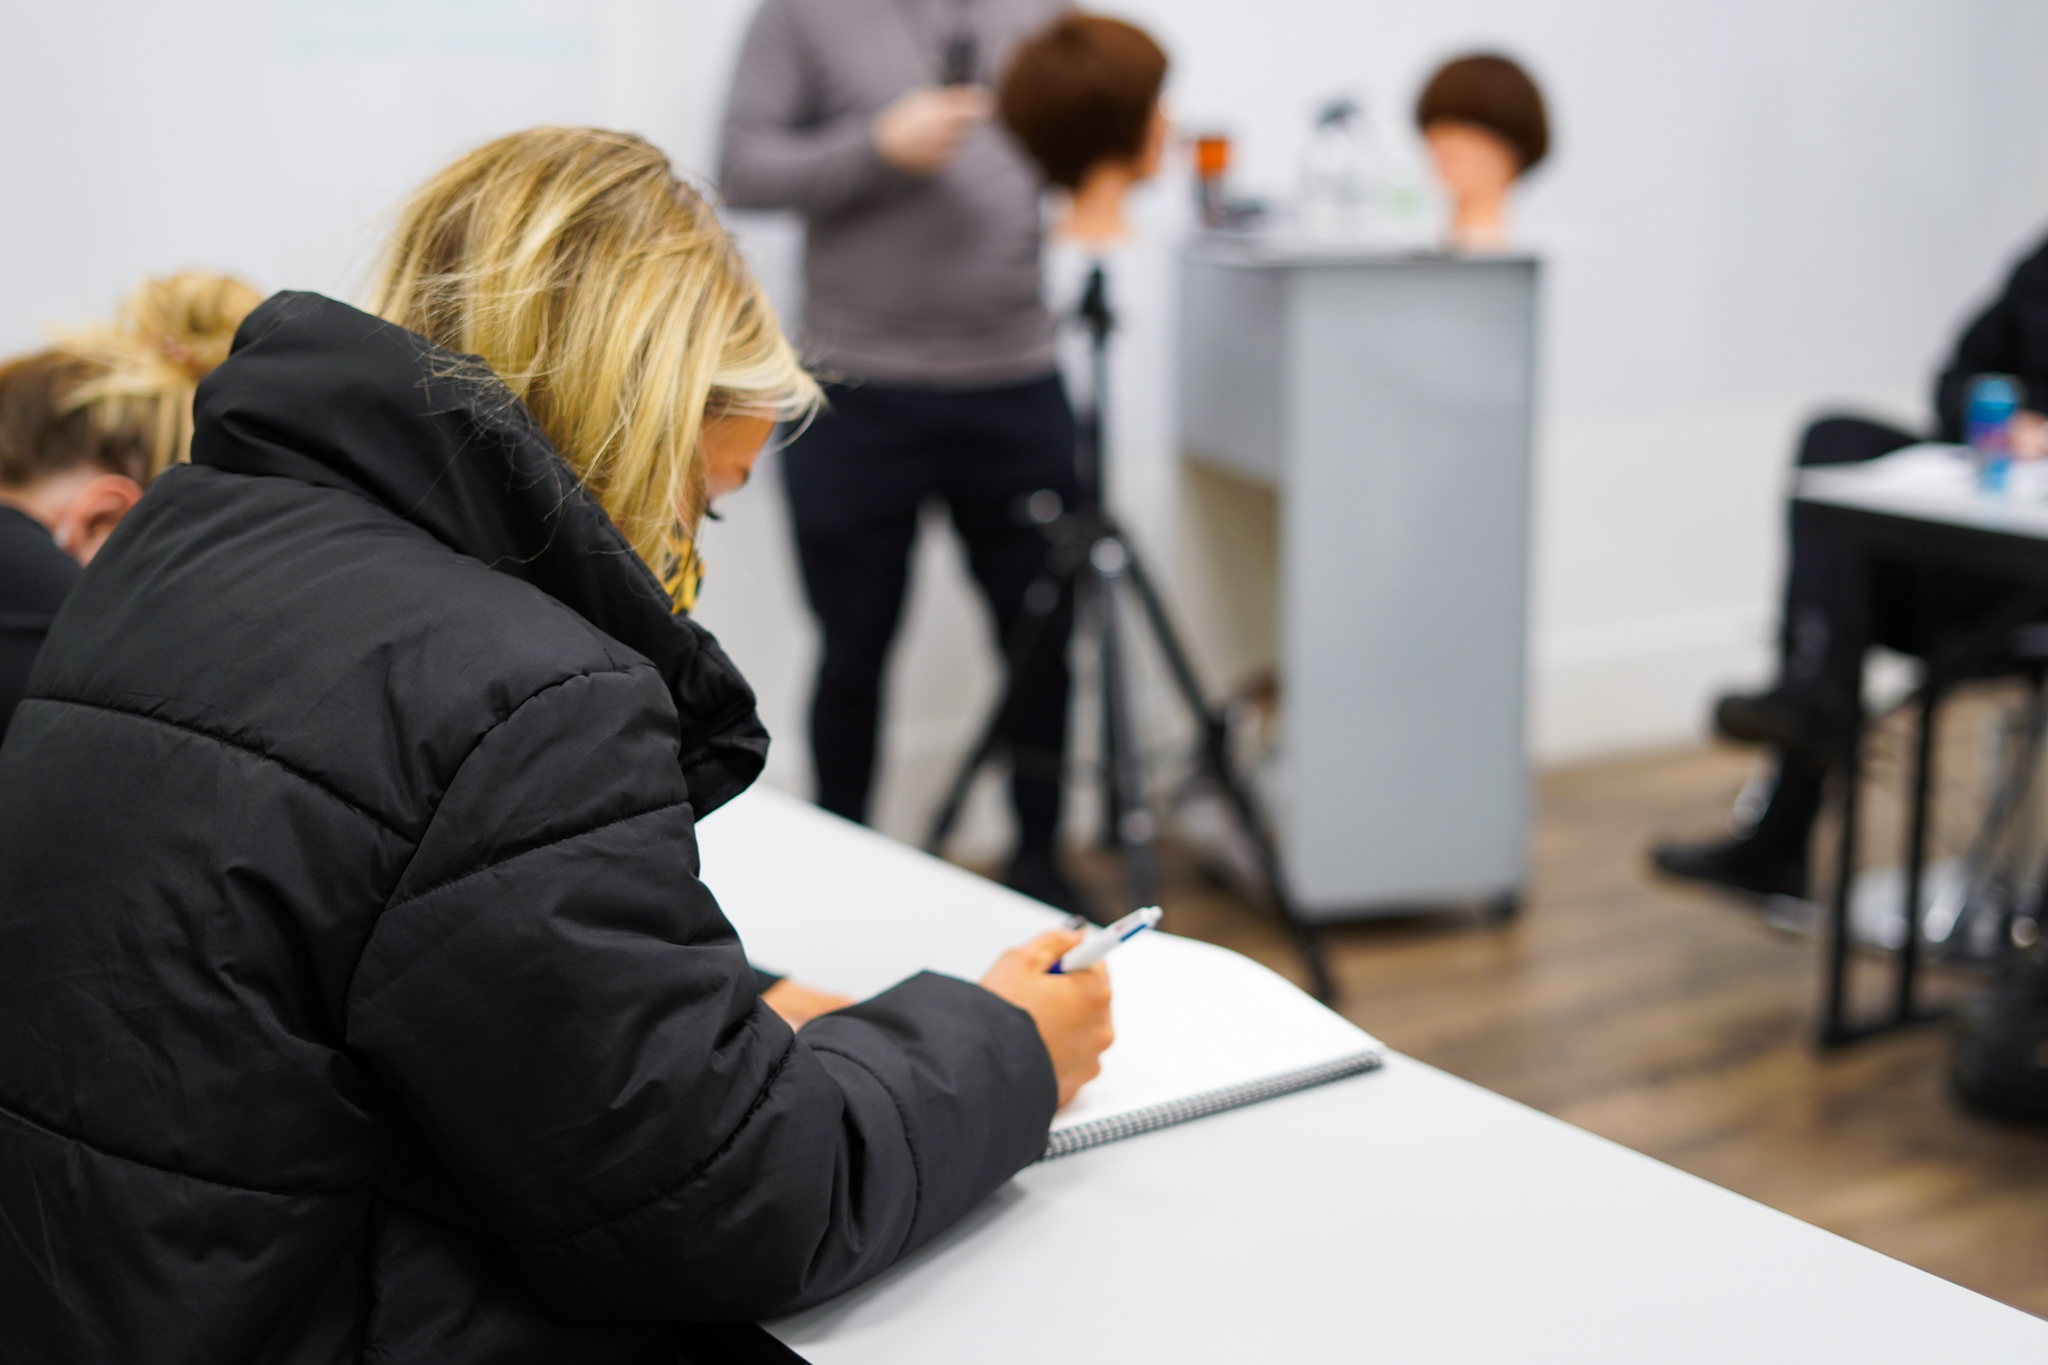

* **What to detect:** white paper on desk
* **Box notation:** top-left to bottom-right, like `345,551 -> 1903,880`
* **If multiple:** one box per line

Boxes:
697,787 -> 1384,1159
1798,440 -> 2048,524
1824,443 -> 1974,495
1041,931 -> 1382,1157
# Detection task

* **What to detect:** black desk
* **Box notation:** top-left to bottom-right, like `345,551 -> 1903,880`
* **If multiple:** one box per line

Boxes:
1795,450 -> 2048,1045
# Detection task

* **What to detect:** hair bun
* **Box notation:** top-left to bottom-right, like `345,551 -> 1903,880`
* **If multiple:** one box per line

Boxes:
54,270 -> 265,479
123,272 -> 266,380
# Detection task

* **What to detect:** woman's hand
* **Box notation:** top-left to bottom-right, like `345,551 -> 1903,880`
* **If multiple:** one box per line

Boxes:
979,930 -> 1115,1108
762,978 -> 856,1029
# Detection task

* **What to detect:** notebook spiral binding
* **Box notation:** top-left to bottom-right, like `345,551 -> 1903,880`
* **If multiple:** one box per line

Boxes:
1038,1052 -> 1383,1162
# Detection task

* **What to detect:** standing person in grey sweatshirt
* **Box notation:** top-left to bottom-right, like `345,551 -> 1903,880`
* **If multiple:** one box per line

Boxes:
722,0 -> 1088,917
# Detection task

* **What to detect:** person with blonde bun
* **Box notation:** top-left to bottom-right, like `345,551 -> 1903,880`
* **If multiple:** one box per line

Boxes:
0,127 -> 1112,1362
57,270 -> 267,482
0,272 -> 259,736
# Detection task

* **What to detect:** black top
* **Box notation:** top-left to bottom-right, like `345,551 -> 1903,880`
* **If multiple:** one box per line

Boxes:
0,293 -> 1056,1363
1937,235 -> 2048,440
0,503 -> 79,739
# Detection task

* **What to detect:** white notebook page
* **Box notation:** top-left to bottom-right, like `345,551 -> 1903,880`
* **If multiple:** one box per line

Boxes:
1048,929 -> 1380,1137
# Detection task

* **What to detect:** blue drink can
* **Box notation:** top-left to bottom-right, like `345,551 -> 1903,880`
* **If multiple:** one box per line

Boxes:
1970,373 -> 2021,495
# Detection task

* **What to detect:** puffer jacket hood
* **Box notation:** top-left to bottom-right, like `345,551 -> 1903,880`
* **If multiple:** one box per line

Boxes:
191,290 -> 768,815
0,293 -> 1057,1364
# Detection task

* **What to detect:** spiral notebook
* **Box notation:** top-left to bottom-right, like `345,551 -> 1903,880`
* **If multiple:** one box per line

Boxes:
696,787 -> 1384,1160
1035,928 -> 1382,1158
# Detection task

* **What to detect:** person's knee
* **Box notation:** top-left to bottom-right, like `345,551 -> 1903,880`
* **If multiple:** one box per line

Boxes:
815,641 -> 889,692
1797,415 -> 1919,468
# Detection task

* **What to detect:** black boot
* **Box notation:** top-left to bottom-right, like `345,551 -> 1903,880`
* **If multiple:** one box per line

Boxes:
1652,834 -> 1808,900
1651,754 -> 1824,901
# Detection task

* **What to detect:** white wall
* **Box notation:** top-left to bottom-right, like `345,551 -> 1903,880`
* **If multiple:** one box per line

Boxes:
6,1 -> 2048,854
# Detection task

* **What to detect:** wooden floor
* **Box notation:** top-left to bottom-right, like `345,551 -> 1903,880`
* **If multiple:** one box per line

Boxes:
1071,738 -> 2048,1318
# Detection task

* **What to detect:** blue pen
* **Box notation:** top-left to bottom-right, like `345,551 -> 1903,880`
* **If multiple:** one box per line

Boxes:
1048,905 -> 1161,973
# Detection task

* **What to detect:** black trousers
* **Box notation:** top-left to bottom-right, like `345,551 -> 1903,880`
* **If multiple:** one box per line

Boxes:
781,376 -> 1079,855
1783,417 -> 2015,691
1755,417 -> 2032,855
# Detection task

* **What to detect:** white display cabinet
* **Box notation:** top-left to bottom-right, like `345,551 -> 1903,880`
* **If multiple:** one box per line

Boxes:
1179,238 -> 1538,921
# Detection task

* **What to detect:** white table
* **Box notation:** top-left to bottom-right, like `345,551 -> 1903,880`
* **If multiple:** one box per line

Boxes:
1796,441 -> 2048,537
697,787 -> 2048,1363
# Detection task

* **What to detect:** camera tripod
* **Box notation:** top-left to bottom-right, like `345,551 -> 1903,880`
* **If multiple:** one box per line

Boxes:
924,265 -> 1335,1001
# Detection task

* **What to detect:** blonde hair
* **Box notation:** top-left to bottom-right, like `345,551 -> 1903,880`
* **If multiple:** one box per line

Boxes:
365,126 -> 819,607
57,271 -> 265,481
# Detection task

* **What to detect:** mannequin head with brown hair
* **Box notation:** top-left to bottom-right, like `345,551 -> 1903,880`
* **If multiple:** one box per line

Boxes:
1000,14 -> 1170,246
1415,53 -> 1550,250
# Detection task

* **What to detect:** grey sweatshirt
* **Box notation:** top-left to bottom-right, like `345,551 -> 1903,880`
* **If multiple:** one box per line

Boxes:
719,0 -> 1065,388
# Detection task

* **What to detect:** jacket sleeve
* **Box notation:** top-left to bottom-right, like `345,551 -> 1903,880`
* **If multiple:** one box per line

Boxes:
1935,239 -> 2048,441
344,663 -> 1056,1322
717,0 -> 912,217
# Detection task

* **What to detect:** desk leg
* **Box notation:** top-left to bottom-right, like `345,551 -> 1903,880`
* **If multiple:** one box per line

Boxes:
1820,544 -> 1870,1049
1896,682 -> 1938,1026
1816,534 -> 1953,1045
1822,717 -> 1862,1047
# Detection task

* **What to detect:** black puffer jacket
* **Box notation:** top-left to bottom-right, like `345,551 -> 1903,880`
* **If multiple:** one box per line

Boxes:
0,293 -> 1056,1363
1937,233 -> 2048,440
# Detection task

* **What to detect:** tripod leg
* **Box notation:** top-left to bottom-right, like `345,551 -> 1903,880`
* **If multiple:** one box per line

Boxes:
925,564 -> 1077,854
1088,566 -> 1122,854
1123,540 -> 1336,1002
1095,543 -> 1159,909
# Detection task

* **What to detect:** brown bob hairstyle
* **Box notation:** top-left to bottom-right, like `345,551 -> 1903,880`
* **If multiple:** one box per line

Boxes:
1000,14 -> 1168,190
1415,54 -> 1551,172
0,354 -> 130,489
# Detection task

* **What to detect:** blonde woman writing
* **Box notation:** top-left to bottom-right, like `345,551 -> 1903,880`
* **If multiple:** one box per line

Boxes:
0,128 -> 1112,1361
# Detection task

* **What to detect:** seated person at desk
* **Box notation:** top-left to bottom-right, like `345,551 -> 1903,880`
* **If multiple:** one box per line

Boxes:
0,128 -> 1113,1362
0,272 -> 259,737
1654,235 -> 2048,901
